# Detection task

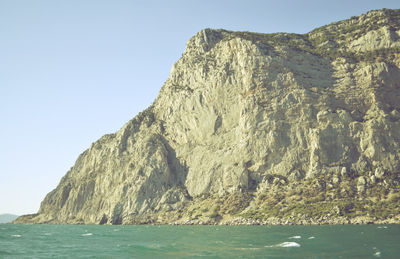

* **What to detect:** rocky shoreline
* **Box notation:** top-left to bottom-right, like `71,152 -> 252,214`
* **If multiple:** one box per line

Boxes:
169,216 -> 400,226
13,217 -> 400,226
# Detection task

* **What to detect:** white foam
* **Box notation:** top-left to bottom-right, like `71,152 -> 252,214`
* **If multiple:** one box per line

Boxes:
265,242 -> 301,248
81,233 -> 93,236
280,242 -> 301,247
235,247 -> 261,251
377,226 -> 388,229
374,251 -> 381,257
44,233 -> 52,236
289,236 -> 301,239
11,234 -> 21,238
308,236 -> 315,239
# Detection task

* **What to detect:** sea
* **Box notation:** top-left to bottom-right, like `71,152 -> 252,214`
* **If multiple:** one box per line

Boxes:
0,224 -> 399,258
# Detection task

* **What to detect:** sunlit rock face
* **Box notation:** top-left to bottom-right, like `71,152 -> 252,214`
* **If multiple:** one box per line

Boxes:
15,9 -> 400,225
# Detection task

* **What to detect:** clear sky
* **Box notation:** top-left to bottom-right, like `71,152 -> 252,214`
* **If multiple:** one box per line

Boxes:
1,0 -> 399,215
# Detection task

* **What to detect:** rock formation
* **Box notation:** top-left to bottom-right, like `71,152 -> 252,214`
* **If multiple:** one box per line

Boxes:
0,214 -> 18,224
15,9 -> 400,225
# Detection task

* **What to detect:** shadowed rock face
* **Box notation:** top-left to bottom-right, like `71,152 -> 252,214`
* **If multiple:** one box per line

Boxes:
15,9 -> 400,225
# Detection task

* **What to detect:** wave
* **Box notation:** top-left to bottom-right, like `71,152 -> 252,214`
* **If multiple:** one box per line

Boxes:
81,233 -> 93,236
235,247 -> 262,251
374,251 -> 381,257
373,247 -> 382,257
11,234 -> 21,238
265,242 -> 301,248
288,236 -> 301,239
0,250 -> 12,255
308,236 -> 315,239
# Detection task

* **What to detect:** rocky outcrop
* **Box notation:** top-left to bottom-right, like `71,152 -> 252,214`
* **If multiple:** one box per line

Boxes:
0,214 -> 18,224
15,9 -> 400,225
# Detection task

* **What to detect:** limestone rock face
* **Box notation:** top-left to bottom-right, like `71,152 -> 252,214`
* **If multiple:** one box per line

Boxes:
15,9 -> 400,225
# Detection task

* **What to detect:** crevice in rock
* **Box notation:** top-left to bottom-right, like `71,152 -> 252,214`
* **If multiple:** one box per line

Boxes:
99,214 -> 108,225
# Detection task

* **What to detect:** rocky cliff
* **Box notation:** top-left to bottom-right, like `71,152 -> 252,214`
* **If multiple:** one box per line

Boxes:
16,9 -> 400,225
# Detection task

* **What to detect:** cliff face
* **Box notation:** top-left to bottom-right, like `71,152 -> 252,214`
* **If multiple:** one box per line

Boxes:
16,9 -> 400,225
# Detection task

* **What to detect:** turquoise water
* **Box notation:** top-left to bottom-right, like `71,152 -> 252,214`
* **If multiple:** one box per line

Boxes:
0,224 -> 399,258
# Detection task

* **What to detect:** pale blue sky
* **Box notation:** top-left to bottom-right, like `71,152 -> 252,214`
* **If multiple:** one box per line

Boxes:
1,0 -> 399,215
